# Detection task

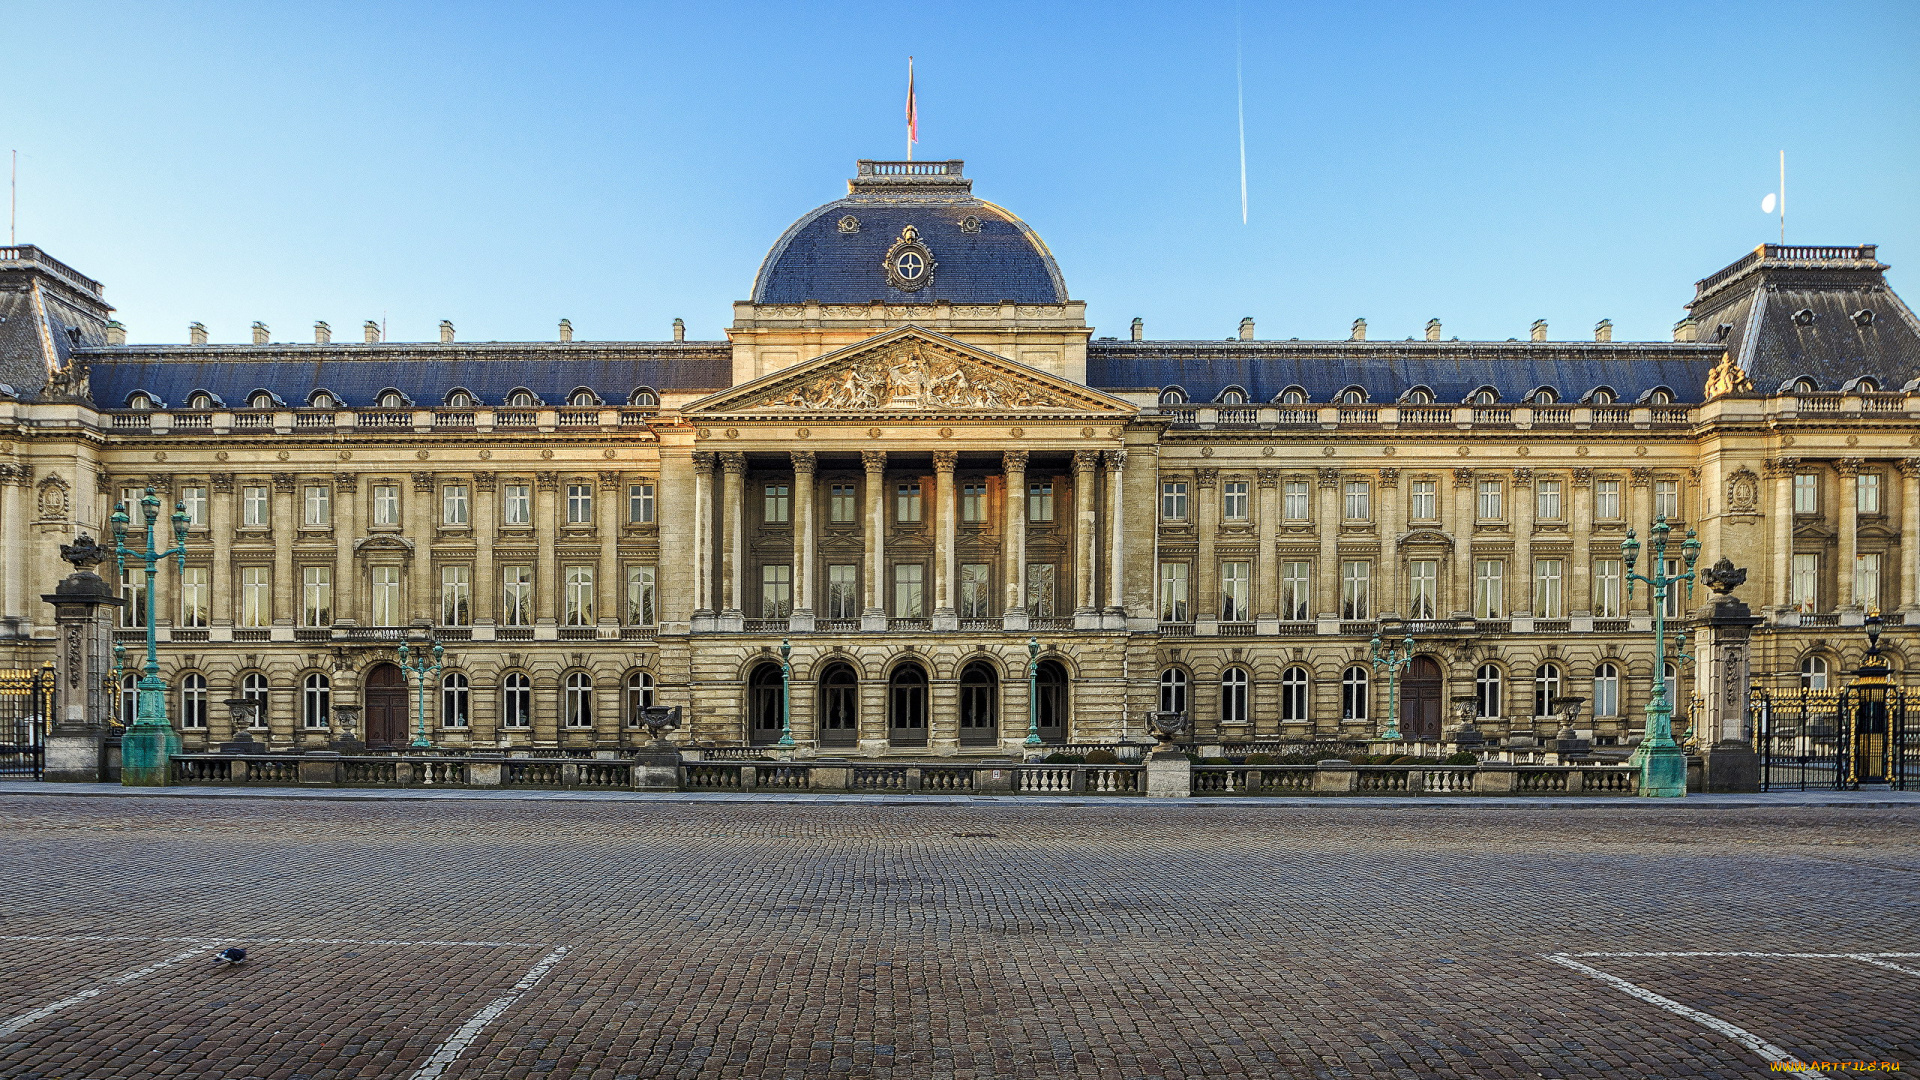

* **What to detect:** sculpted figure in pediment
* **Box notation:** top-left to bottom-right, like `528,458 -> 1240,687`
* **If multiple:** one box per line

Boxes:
767,341 -> 1067,411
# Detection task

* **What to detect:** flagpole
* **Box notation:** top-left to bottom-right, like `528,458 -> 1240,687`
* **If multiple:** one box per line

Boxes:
906,57 -> 915,161
1778,150 -> 1786,243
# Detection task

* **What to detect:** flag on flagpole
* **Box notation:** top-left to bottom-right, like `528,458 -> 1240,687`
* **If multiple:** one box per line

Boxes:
905,57 -> 918,160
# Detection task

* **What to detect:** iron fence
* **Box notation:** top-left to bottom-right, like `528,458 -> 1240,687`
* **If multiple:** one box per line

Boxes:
1753,687 -> 1917,790
0,666 -> 55,779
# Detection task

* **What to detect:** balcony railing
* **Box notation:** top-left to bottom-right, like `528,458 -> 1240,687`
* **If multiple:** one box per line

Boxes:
958,619 -> 1000,632
343,627 -> 405,641
815,619 -> 859,632
1158,622 -> 1195,637
1216,407 -> 1260,426
1472,407 -> 1512,424
496,627 -> 534,640
1592,406 -> 1631,424
1272,408 -> 1317,425
1218,621 -> 1256,637
1533,406 -> 1573,425
111,413 -> 150,429
232,628 -> 270,642
1028,616 -> 1075,631
558,626 -> 597,640
889,618 -> 930,631
294,627 -> 330,642
556,408 -> 601,427
744,618 -> 789,633
358,410 -> 411,429
1338,406 -> 1378,424
1402,407 -> 1453,425
234,412 -> 272,429
1651,407 -> 1691,424
434,410 -> 476,428
496,410 -> 537,427
621,627 -> 656,641
1593,619 -> 1629,632
172,413 -> 212,429
294,412 -> 335,429
619,411 -> 654,427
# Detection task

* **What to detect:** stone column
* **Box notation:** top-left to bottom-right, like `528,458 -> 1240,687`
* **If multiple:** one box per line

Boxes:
1255,469 -> 1279,625
1902,459 -> 1920,611
410,472 -> 437,625
534,472 -> 559,626
41,549 -> 122,781
1072,450 -> 1101,623
0,466 -> 19,628
790,451 -> 817,632
1695,574 -> 1763,792
1570,469 -> 1593,618
472,472 -> 496,627
691,452 -> 716,622
1105,451 -> 1127,627
1768,458 -> 1797,612
861,450 -> 887,631
1377,469 -> 1400,618
598,471 -> 621,631
1450,469 -> 1474,617
333,473 -> 357,626
1002,450 -> 1029,629
1512,469 -> 1534,617
719,453 -> 746,623
1837,457 -> 1863,610
1194,468 -> 1218,630
209,473 -> 234,631
1317,468 -> 1341,620
1628,468 -> 1653,616
271,473 -> 296,628
933,450 -> 958,629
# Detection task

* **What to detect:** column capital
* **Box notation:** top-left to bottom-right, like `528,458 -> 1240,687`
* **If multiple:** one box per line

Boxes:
1764,456 -> 1800,476
598,470 -> 622,490
535,471 -> 559,491
789,450 -> 818,474
1257,468 -> 1280,489
692,451 -> 717,474
472,471 -> 497,492
861,449 -> 888,474
1835,456 -> 1867,476
1319,467 -> 1342,489
1901,457 -> 1920,479
932,450 -> 958,473
719,452 -> 747,476
1511,467 -> 1532,486
1001,449 -> 1029,472
411,471 -> 436,493
210,472 -> 235,493
1072,449 -> 1102,473
1451,467 -> 1474,489
1195,467 -> 1218,490
333,472 -> 358,493
1630,467 -> 1653,487
1102,449 -> 1127,471
1571,467 -> 1593,487
272,472 -> 297,494
1377,467 -> 1400,487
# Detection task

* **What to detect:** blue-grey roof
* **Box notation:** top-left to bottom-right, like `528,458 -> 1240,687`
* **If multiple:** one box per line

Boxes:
1087,342 -> 1724,403
82,344 -> 731,409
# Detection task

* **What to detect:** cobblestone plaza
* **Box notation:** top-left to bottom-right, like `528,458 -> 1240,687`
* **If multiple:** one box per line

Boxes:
1,793 -> 1913,1078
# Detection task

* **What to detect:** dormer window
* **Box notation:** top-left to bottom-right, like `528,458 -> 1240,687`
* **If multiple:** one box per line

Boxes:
379,391 -> 405,408
1856,379 -> 1879,393
1280,389 -> 1306,405
1472,390 -> 1496,405
249,392 -> 276,410
1530,388 -> 1558,404
1648,389 -> 1672,405
1219,389 -> 1246,405
447,390 -> 474,408
629,388 -> 658,407
1159,388 -> 1187,406
128,394 -> 153,411
1794,379 -> 1818,394
1340,389 -> 1365,404
311,392 -> 336,409
1853,309 -> 1876,327
569,390 -> 598,407
1590,389 -> 1616,404
186,392 -> 213,410
1404,389 -> 1432,405
1793,308 -> 1817,326
509,391 -> 536,407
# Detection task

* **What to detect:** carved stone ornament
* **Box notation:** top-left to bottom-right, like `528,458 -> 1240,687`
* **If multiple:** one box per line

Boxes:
789,450 -> 817,473
837,215 -> 860,235
1318,468 -> 1341,488
272,473 -> 297,494
1453,468 -> 1475,488
36,477 -> 69,519
881,224 -> 936,292
764,340 -> 1070,412
60,534 -> 108,570
1726,468 -> 1760,513
1702,558 -> 1748,596
1572,468 -> 1593,486
1378,468 -> 1400,486
959,215 -> 981,234
1002,450 -> 1029,472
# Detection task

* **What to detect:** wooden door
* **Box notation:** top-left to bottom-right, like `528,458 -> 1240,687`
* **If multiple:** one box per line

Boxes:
363,663 -> 408,747
1401,657 -> 1443,741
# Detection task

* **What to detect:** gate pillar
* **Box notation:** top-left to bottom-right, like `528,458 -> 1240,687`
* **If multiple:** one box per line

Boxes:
1694,559 -> 1762,793
40,536 -> 125,782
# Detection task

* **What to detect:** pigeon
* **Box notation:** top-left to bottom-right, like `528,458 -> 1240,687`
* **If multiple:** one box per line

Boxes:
213,948 -> 247,966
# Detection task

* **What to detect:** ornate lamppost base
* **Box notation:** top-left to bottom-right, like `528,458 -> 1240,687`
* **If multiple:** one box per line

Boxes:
1633,742 -> 1689,797
121,724 -> 182,786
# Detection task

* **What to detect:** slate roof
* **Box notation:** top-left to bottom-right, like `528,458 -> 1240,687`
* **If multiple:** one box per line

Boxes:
1086,342 -> 1724,403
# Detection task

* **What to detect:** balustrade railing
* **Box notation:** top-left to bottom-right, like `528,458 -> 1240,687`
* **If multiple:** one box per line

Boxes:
359,410 -> 412,428
1401,406 -> 1453,425
294,412 -> 335,429
496,410 -> 537,427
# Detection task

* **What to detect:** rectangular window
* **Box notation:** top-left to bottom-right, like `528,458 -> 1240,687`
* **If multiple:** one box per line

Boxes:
1593,559 -> 1622,618
1654,479 -> 1679,521
896,482 -> 923,523
178,566 -> 209,628
1340,560 -> 1371,619
1344,480 -> 1371,521
826,564 -> 858,619
442,484 -> 469,526
961,482 -> 987,524
1220,561 -> 1250,622
1791,553 -> 1819,612
1857,552 -> 1883,610
303,485 -> 330,526
371,484 -> 399,526
1858,473 -> 1882,515
1596,479 -> 1621,520
503,484 -> 531,525
626,565 -> 656,625
1222,481 -> 1249,522
1536,479 -> 1562,521
301,566 -> 332,626
893,563 -> 925,617
628,483 -> 655,523
764,484 -> 791,525
959,563 -> 992,618
242,485 -> 269,527
1533,559 -> 1564,618
1473,560 -> 1504,619
117,567 -> 144,629
1477,479 -> 1504,521
180,486 -> 207,527
1408,560 -> 1437,620
761,564 -> 792,618
1280,560 -> 1310,621
564,565 -> 595,625
1026,563 -> 1056,617
1161,481 -> 1189,521
1794,473 -> 1818,515
829,484 -> 857,524
1283,479 -> 1310,521
1027,482 -> 1054,523
372,566 -> 401,627
1409,480 -> 1436,521
1661,558 -> 1683,619
502,565 -> 533,626
239,567 -> 270,627
440,565 -> 471,626
1158,562 -> 1190,623
566,484 -> 593,524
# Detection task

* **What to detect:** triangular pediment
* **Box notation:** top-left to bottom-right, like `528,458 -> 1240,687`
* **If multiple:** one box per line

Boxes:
685,326 -> 1135,417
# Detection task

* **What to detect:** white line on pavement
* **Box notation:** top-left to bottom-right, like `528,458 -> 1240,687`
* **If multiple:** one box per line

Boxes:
0,934 -> 550,948
408,945 -> 571,1080
1568,951 -> 1920,958
1545,954 -> 1825,1077
1845,955 -> 1920,977
0,945 -> 209,1039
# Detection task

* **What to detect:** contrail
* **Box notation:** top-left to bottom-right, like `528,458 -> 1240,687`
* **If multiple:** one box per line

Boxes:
1236,5 -> 1247,224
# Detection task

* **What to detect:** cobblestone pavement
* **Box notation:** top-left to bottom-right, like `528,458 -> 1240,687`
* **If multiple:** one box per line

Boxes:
0,795 -> 1913,1079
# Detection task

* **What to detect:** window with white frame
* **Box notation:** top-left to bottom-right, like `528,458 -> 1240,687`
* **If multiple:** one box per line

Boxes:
628,483 -> 655,523
179,673 -> 208,729
1799,656 -> 1828,691
896,483 -> 923,523
1594,559 -> 1623,617
1283,479 -> 1310,521
1792,553 -> 1820,612
1533,559 -> 1564,618
1159,562 -> 1189,622
1408,560 -> 1437,619
1281,666 -> 1308,722
303,485 -> 330,526
1857,553 -> 1883,611
764,484 -> 791,525
1220,667 -> 1249,725
1344,479 -> 1371,521
502,672 -> 532,728
178,566 -> 209,628
372,566 -> 401,627
181,486 -> 207,527
1536,479 -> 1562,520
1161,481 -> 1189,521
1026,563 -> 1056,617
239,567 -> 270,627
242,485 -> 269,527
302,672 -> 330,729
117,566 -> 145,629
371,484 -> 399,526
1794,473 -> 1818,515
829,484 -> 857,524
503,484 -> 531,525
564,566 -> 594,625
1592,662 -> 1620,716
1473,560 -> 1504,619
1340,560 -> 1370,619
440,565 -> 471,626
564,672 -> 593,727
1027,482 -> 1054,523
1221,481 -> 1249,522
961,483 -> 987,524
1534,663 -> 1562,717
959,563 -> 992,618
1654,479 -> 1679,521
566,484 -> 594,524
1474,664 -> 1502,718
442,484 -> 469,526
1158,668 -> 1189,716
1858,472 -> 1882,515
826,565 -> 858,620
761,564 -> 792,618
894,564 -> 925,617
626,565 -> 656,625
1220,561 -> 1250,622
1595,479 -> 1621,520
1661,558 -> 1684,618
624,671 -> 655,726
1280,560 -> 1310,621
1341,666 -> 1369,721
441,672 -> 470,727
301,566 -> 331,626
1477,479 -> 1504,521
1409,479 -> 1436,521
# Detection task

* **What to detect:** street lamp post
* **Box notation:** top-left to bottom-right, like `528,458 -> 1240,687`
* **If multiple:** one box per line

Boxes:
110,488 -> 190,785
1621,515 -> 1701,797
1368,632 -> 1417,742
776,637 -> 795,748
397,640 -> 444,750
1025,637 -> 1042,747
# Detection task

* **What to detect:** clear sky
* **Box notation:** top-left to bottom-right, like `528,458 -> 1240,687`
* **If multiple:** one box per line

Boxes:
9,1 -> 1917,346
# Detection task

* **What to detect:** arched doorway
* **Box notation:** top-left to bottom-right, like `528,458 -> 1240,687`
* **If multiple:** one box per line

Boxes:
363,663 -> 407,747
817,662 -> 859,748
1036,659 -> 1069,743
747,663 -> 783,746
958,661 -> 998,746
888,663 -> 928,747
1400,656 -> 1443,741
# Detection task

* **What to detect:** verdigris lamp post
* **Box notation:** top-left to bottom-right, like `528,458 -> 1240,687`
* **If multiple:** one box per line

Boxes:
1621,515 -> 1701,797
397,640 -> 443,750
776,637 -> 795,748
111,488 -> 189,785
1025,636 -> 1042,747
1368,631 -> 1417,741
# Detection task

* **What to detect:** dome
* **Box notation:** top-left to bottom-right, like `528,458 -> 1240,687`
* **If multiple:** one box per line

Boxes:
751,160 -> 1068,305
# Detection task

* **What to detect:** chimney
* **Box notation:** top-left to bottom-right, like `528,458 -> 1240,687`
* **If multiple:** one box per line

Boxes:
189,322 -> 208,345
1672,318 -> 1697,343
1425,318 -> 1442,342
1130,317 -> 1143,342
1350,318 -> 1367,342
1594,319 -> 1613,343
1238,317 -> 1255,341
672,317 -> 685,343
250,321 -> 269,345
1530,319 -> 1548,342
105,321 -> 126,346
363,320 -> 381,343
314,321 -> 331,345
558,318 -> 573,343
439,320 -> 455,344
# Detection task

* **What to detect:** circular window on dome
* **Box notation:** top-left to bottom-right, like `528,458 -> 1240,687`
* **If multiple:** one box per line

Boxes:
959,215 -> 981,234
894,251 -> 925,280
882,224 -> 937,292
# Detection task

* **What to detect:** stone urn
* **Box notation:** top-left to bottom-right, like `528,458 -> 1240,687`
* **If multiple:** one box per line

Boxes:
1145,710 -> 1189,751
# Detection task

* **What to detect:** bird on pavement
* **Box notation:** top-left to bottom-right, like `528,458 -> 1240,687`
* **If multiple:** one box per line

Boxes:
213,948 -> 247,966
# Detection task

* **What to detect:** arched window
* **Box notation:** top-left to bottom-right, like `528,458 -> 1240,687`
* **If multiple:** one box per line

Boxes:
302,673 -> 331,729
1793,379 -> 1818,394
379,391 -> 405,408
1799,656 -> 1828,691
630,388 -> 659,407
1534,663 -> 1563,717
502,672 -> 531,728
1530,388 -> 1558,404
1662,662 -> 1679,708
1857,378 -> 1879,393
1472,389 -> 1496,405
447,389 -> 475,408
310,391 -> 336,409
1648,388 -> 1673,404
1220,667 -> 1249,726
249,392 -> 276,410
127,393 -> 153,410
1341,666 -> 1369,721
187,392 -> 213,410
888,663 -> 928,745
564,671 -> 593,727
1158,668 -> 1189,717
1590,388 -> 1616,404
624,671 -> 655,727
1474,664 -> 1502,719
1340,388 -> 1365,404
569,389 -> 598,407
240,672 -> 269,727
1592,663 -> 1620,717
959,661 -> 998,745
441,672 -> 470,728
748,663 -> 783,745
1159,388 -> 1187,405
179,673 -> 208,729
1280,666 -> 1309,722
1404,388 -> 1432,404
817,662 -> 859,747
508,390 -> 536,407
118,673 -> 137,724
1036,659 -> 1069,741
1280,388 -> 1306,405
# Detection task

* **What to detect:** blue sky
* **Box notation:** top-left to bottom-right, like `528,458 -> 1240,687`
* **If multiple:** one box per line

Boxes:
9,1 -> 1917,346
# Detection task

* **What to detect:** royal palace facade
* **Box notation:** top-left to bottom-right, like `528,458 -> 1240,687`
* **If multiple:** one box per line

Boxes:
3,160 -> 1918,756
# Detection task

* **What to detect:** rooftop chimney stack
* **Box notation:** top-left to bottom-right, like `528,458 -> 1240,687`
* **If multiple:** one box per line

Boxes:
314,321 -> 331,345
558,318 -> 573,343
105,321 -> 126,346
439,320 -> 455,344
364,320 -> 381,343
1425,318 -> 1442,342
1530,319 -> 1548,342
1238,317 -> 1255,341
1130,317 -> 1143,342
1672,318 -> 1697,343
1594,319 -> 1613,343
189,322 -> 208,345
672,317 -> 685,343
251,321 -> 269,345
1350,318 -> 1367,342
